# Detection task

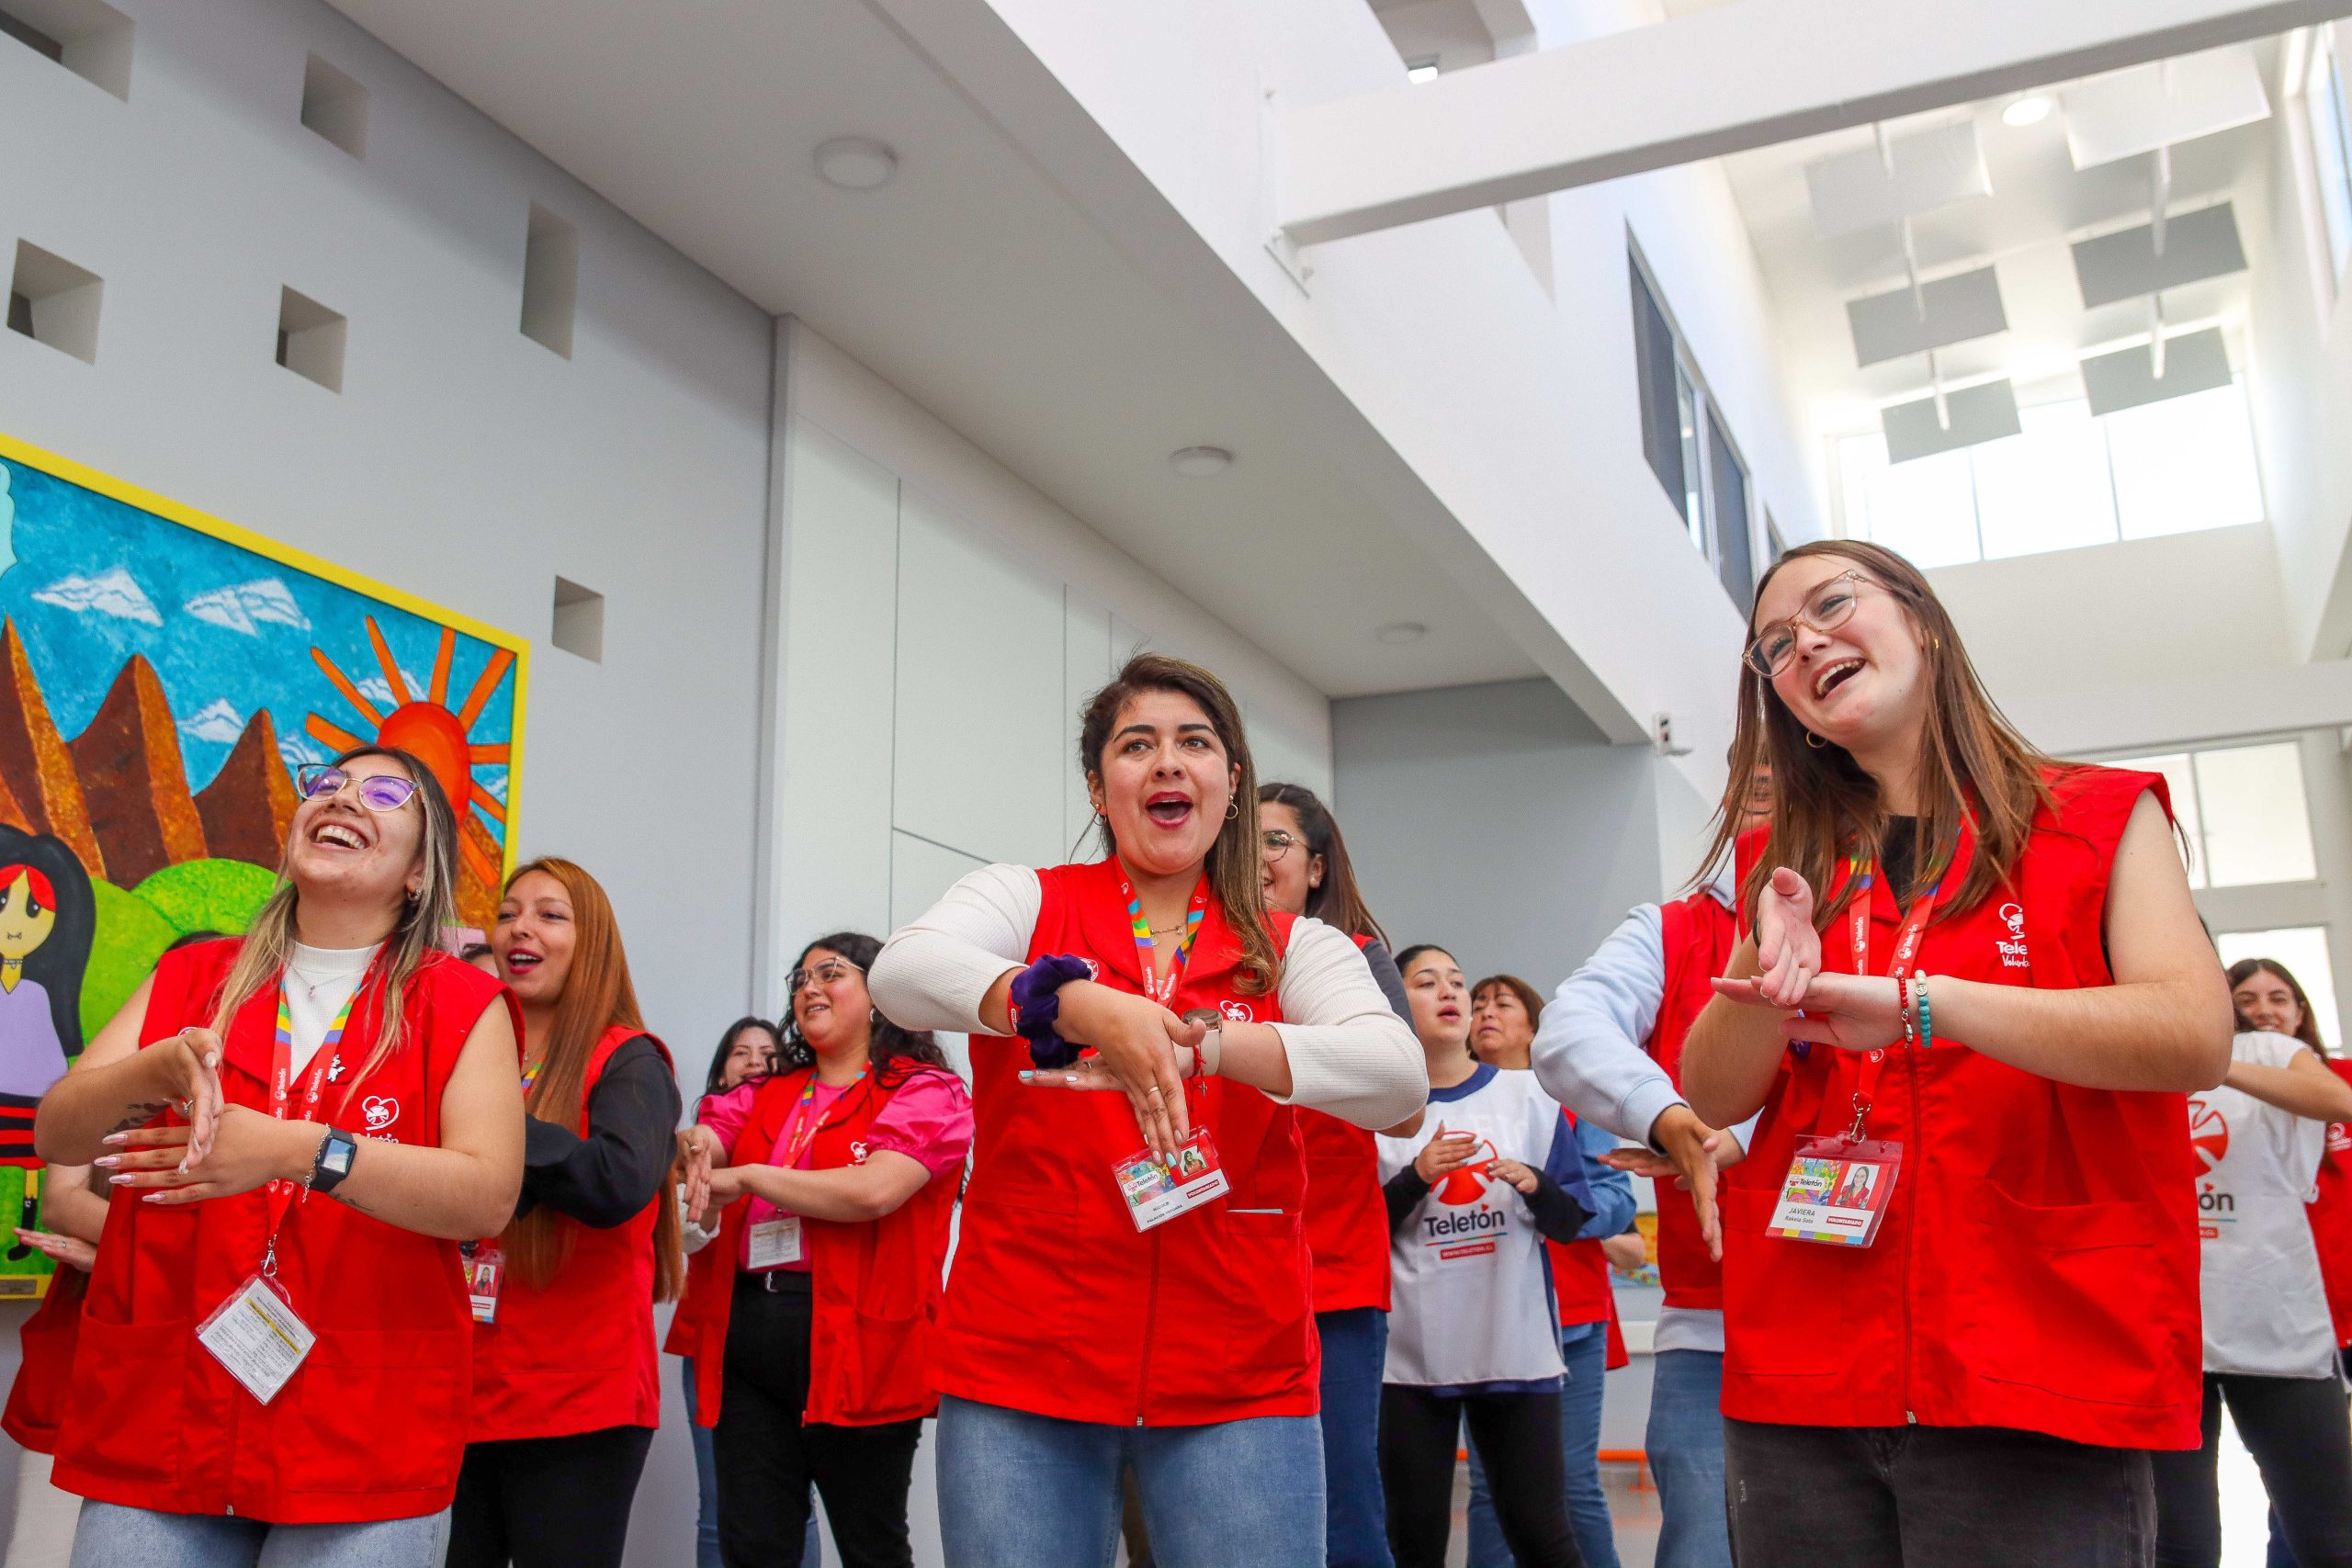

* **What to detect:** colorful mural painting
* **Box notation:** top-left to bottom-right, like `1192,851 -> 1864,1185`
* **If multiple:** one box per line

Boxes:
0,432 -> 528,1296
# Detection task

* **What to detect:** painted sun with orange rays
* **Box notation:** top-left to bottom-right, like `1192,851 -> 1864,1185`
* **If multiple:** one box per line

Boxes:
306,616 -> 515,921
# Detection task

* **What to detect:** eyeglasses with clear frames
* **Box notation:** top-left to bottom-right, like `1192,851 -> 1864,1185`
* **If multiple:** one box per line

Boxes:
1745,570 -> 1873,678
295,764 -> 420,812
788,956 -> 865,995
1261,829 -> 1302,863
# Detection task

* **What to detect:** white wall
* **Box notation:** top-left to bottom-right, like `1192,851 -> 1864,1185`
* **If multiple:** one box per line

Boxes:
0,0 -> 778,1558
1330,679 -> 1668,992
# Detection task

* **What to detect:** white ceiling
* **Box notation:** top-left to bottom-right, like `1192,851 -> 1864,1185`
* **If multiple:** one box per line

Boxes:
1716,42 -> 2278,438
324,0 -> 1541,699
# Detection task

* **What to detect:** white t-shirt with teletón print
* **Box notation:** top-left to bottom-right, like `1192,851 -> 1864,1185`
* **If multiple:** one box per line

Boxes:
2193,1030 -> 2335,1379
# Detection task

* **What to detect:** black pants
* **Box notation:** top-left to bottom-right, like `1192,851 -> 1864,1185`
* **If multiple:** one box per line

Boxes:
2154,1372 -> 2352,1568
1724,1418 -> 2154,1567
1378,1383 -> 1580,1568
714,1270 -> 923,1568
447,1423 -> 655,1568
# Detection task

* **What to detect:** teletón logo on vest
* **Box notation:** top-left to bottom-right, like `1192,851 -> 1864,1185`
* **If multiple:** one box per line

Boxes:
1996,903 -> 2030,969
2188,1098 -> 2233,1238
1424,1137 -> 1504,1260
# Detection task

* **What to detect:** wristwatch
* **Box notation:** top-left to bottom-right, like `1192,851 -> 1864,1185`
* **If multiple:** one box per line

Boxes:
1196,1018 -> 1224,1079
311,1127 -> 359,1196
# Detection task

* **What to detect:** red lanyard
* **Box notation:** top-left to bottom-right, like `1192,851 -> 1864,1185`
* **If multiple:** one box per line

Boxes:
1841,852 -> 1946,1130
260,956 -> 378,1274
1117,870 -> 1209,1007
777,1070 -> 863,1168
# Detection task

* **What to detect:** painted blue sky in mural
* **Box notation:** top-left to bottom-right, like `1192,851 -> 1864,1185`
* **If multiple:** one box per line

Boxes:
0,456 -> 515,832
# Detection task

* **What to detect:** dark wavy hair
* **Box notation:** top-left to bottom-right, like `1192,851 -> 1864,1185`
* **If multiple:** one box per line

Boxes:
2228,957 -> 2325,1055
1259,782 -> 1388,946
704,1015 -> 783,1096
783,931 -> 950,1082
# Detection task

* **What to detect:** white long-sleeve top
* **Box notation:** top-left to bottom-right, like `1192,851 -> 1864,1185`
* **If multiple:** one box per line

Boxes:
869,863 -> 1427,1131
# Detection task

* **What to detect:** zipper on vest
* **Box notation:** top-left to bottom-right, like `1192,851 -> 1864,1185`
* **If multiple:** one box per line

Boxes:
1902,1041 -> 1923,1426
1135,1227 -> 1163,1426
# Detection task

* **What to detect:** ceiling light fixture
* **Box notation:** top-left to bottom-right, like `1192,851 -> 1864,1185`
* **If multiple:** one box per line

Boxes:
1374,622 -> 1427,645
2001,95 -> 2052,129
815,137 -> 898,191
1169,446 -> 1233,477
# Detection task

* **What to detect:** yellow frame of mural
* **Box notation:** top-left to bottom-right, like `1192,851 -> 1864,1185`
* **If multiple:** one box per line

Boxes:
0,428 -> 531,885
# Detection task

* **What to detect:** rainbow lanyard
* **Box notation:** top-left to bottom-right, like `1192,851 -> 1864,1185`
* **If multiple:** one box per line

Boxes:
779,1068 -> 865,1168
520,1060 -> 543,1094
273,977 -> 362,1102
1121,873 -> 1208,1006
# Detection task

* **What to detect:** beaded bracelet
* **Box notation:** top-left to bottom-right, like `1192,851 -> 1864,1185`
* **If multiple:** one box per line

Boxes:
1899,976 -> 1917,1050
1917,974 -> 1934,1052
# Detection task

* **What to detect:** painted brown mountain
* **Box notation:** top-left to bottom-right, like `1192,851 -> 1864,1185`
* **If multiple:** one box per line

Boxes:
0,621 -> 103,878
194,710 -> 298,869
67,657 -> 209,886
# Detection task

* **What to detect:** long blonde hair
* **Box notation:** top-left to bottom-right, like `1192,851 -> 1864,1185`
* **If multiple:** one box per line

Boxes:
209,745 -> 461,1115
497,857 -> 683,1303
1700,541 -> 2058,929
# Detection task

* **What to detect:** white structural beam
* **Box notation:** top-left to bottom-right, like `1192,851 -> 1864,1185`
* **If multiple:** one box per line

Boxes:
1282,0 -> 2352,245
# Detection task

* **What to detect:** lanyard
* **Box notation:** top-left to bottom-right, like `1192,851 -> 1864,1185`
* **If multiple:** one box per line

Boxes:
1840,851 -> 1946,1135
778,1070 -> 865,1168
260,959 -> 373,1275
1119,871 -> 1209,1007
520,1059 -> 543,1095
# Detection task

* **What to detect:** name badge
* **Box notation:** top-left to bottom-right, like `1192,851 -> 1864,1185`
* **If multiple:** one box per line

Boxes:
748,1216 -> 804,1269
1113,1128 -> 1229,1232
462,1241 -> 504,1325
1767,1134 -> 1901,1248
197,1274 -> 316,1405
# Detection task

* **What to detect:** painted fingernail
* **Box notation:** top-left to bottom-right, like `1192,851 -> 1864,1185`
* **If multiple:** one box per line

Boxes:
107,1175 -> 135,1186
93,1156 -> 119,1168
101,1132 -> 127,1145
1017,1071 -> 1035,1082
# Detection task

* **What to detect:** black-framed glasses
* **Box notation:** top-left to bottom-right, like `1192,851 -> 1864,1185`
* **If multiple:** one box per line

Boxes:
296,764 -> 420,812
788,956 -> 865,994
1261,829 -> 1303,863
1745,570 -> 1872,678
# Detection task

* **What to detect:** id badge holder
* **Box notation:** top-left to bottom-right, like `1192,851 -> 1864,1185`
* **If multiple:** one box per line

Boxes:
196,1272 -> 316,1404
748,1216 -> 803,1269
462,1241 -> 505,1325
1113,1127 -> 1230,1233
1767,1133 -> 1902,1248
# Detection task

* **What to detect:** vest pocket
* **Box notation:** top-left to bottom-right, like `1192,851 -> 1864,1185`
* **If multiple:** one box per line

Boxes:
1718,1188 -> 1847,1376
290,1328 -> 465,1492
1965,1185 -> 2174,1408
61,1316 -> 187,1484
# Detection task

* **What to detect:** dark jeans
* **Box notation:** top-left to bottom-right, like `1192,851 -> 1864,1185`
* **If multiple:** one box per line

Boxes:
1723,1418 -> 2154,1568
714,1271 -> 923,1568
1318,1308 -> 1396,1568
1380,1383 -> 1580,1568
447,1424 -> 656,1568
2154,1373 -> 2352,1568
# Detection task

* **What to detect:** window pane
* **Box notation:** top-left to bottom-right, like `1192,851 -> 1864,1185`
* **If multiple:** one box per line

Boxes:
2195,741 -> 2318,886
1712,423 -> 1755,611
1841,432 -> 1981,568
2310,38 -> 2352,282
2110,751 -> 2204,887
2108,382 -> 2266,540
1630,259 -> 1685,510
1677,368 -> 1705,549
1970,400 -> 2120,559
2216,926 -> 2342,1050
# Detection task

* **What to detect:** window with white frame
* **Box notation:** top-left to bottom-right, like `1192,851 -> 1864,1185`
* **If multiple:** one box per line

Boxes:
1631,253 -> 1760,611
2303,26 -> 2352,287
2107,740 -> 2318,890
1837,379 -> 2265,569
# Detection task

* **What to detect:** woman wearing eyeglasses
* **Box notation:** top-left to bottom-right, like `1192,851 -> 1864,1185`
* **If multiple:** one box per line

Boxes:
34,748 -> 526,1565
867,653 -> 1425,1568
449,858 -> 684,1568
1260,781 -> 1411,1568
673,932 -> 971,1568
1680,541 -> 2231,1567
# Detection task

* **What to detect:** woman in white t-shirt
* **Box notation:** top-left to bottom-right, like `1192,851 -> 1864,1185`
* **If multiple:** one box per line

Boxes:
1378,946 -> 1597,1568
2152,1007 -> 2352,1568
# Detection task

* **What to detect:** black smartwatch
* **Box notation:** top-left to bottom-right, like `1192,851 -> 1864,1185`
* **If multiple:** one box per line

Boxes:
311,1127 -> 359,1196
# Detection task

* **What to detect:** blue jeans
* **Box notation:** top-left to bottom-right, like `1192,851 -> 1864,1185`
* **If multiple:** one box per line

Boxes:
682,1355 -> 722,1568
1647,1349 -> 1732,1568
935,1393 -> 1324,1568
70,1502 -> 450,1567
1464,1326 -> 1619,1568
1318,1308 -> 1396,1568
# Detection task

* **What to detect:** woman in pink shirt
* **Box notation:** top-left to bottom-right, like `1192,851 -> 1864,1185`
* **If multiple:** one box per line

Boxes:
677,931 -> 973,1568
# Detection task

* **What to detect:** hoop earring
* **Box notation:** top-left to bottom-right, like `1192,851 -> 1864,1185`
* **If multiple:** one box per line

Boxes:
1226,799 -> 1240,820
1804,730 -> 1826,750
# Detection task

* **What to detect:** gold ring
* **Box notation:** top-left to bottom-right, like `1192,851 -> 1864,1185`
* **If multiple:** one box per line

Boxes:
1146,1086 -> 1163,1099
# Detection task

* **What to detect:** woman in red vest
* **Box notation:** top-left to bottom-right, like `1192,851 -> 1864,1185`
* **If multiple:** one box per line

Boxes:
3,1163 -> 104,1568
673,931 -> 972,1568
868,653 -> 1426,1568
1258,780 -> 1411,1568
35,745 -> 526,1564
1681,541 -> 2232,1567
450,857 -> 684,1568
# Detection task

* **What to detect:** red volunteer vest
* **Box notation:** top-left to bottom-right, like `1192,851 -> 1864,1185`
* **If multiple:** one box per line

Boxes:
937,859 -> 1314,1427
673,1063 -> 961,1427
1719,767 -> 2200,1450
1548,1236 -> 1613,1327
1299,933 -> 1392,1314
1,1267 -> 85,1454
1652,892 -> 1738,1312
2305,1060 -> 2352,1348
52,939 -> 514,1524
469,1024 -> 673,1443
